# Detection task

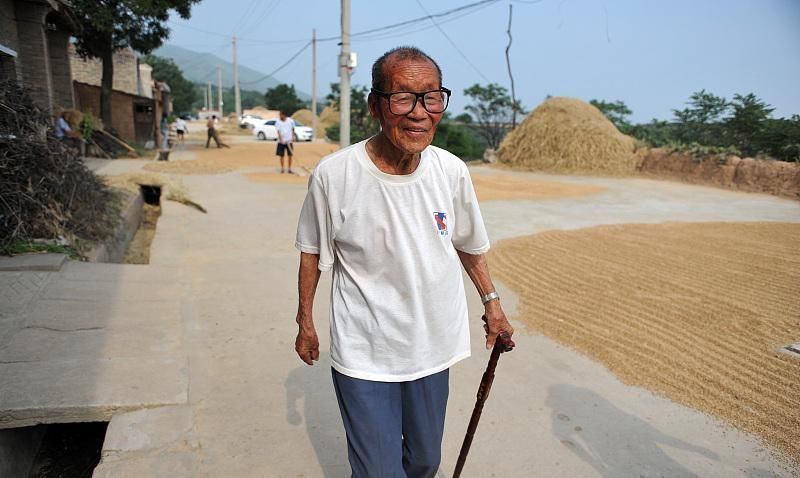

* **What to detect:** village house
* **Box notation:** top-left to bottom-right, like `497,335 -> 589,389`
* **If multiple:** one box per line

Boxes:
0,0 -> 79,113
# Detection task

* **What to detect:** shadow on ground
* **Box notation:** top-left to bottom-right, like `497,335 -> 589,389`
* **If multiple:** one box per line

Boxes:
548,384 -> 715,477
285,352 -> 349,477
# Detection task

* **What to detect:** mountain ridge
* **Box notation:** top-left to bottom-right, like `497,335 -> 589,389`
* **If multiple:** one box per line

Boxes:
152,43 -> 310,100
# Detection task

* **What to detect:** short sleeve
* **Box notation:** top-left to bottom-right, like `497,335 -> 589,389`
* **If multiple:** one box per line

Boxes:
295,174 -> 335,271
451,166 -> 490,254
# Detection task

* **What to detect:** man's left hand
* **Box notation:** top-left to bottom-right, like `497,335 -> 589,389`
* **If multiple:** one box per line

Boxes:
483,300 -> 514,350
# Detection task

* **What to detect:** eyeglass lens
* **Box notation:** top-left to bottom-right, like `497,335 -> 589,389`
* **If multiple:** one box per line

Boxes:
389,91 -> 449,114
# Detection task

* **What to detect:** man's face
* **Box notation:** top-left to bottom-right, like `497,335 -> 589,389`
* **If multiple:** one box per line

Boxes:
369,58 -> 443,156
279,112 -> 287,121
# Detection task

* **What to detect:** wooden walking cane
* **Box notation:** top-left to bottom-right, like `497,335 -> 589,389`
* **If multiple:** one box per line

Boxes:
452,316 -> 515,478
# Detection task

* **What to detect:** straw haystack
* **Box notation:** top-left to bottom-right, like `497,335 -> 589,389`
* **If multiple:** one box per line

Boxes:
293,106 -> 339,140
497,97 -> 639,174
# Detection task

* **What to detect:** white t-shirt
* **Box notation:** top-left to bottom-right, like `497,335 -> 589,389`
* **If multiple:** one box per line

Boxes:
295,139 -> 490,382
175,118 -> 187,131
275,118 -> 294,143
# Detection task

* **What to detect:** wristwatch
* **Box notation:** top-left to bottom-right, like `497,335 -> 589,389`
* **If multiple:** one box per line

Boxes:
481,291 -> 500,305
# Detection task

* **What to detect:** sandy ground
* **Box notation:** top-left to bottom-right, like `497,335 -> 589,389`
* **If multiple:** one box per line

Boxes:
145,134 -> 605,199
489,221 -> 800,464
472,174 -> 606,201
143,139 -> 338,176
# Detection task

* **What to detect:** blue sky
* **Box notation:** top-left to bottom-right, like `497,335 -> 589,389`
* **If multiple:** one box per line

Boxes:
165,0 -> 800,123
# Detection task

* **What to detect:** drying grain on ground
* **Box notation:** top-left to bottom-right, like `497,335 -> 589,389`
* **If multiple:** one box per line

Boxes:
244,172 -> 309,185
497,97 -> 639,174
471,174 -> 607,201
144,141 -> 338,176
489,221 -> 800,465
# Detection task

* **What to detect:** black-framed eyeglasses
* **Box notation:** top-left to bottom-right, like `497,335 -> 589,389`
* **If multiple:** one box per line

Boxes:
371,87 -> 451,115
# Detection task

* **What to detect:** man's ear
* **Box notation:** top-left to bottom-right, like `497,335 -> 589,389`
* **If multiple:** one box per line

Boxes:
367,93 -> 381,120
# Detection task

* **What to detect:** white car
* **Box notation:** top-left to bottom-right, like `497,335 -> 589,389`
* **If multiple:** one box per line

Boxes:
239,114 -> 263,129
252,119 -> 313,142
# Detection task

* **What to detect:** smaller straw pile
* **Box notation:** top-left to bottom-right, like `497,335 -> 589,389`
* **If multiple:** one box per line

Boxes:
497,97 -> 639,174
293,106 -> 339,140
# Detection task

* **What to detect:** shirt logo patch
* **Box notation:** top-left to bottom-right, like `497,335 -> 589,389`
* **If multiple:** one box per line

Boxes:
433,211 -> 448,236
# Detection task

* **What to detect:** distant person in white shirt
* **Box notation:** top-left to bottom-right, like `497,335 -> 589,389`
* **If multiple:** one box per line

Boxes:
275,110 -> 295,174
293,46 -> 514,478
174,117 -> 187,146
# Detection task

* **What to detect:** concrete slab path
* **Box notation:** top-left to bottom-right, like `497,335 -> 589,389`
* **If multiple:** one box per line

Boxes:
2,143 -> 798,477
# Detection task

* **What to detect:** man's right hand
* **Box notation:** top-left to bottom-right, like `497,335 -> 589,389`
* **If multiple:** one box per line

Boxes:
295,321 -> 320,365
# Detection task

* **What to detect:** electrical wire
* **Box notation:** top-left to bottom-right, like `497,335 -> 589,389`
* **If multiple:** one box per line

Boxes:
347,4 -> 497,43
413,0 -> 491,82
239,41 -> 311,85
238,0 -> 281,39
231,0 -> 260,34
316,0 -> 502,42
173,0 -> 500,46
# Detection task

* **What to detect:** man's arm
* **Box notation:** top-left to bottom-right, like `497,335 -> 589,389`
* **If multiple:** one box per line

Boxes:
295,251 -> 322,365
457,250 -> 514,349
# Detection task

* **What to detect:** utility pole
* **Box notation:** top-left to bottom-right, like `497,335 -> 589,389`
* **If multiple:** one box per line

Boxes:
339,0 -> 351,147
207,82 -> 212,113
204,84 -> 208,110
233,35 -> 242,119
217,66 -> 223,116
312,28 -> 318,141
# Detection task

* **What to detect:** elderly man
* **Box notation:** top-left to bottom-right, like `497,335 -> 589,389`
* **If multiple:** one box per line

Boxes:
294,46 -> 514,478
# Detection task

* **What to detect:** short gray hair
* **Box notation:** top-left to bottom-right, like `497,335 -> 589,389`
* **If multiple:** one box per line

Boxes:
371,46 -> 442,91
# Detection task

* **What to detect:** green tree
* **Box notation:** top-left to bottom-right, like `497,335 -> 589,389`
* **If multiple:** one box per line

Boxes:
463,83 -> 524,150
325,83 -> 380,143
589,99 -> 633,133
264,84 -> 307,115
432,113 -> 484,160
725,93 -> 774,156
142,55 -> 195,112
629,119 -> 679,147
220,87 -> 265,112
757,115 -> 800,162
672,89 -> 729,146
71,0 -> 199,127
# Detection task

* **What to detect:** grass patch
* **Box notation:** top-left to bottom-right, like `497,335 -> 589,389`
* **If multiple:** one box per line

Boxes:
6,240 -> 82,260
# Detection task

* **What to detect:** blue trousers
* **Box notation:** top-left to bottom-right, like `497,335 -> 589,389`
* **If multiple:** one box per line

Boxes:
332,368 -> 449,478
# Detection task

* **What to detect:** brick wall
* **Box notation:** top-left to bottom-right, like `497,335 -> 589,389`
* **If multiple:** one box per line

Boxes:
14,3 -> 53,112
0,0 -> 19,55
74,82 -> 137,142
70,45 -> 140,96
47,29 -> 73,111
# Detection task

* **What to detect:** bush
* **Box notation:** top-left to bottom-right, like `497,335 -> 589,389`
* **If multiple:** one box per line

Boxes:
0,80 -> 118,253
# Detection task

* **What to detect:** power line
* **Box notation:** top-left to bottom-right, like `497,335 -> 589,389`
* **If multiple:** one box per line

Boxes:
172,0 -> 500,46
239,41 -> 312,85
413,0 -> 490,82
316,0 -> 502,42
231,0 -> 259,33
345,5 -> 497,43
238,0 -> 281,38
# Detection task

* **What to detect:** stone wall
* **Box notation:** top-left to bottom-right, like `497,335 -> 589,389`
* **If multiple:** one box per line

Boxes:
70,45 -> 140,96
138,63 -> 153,99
